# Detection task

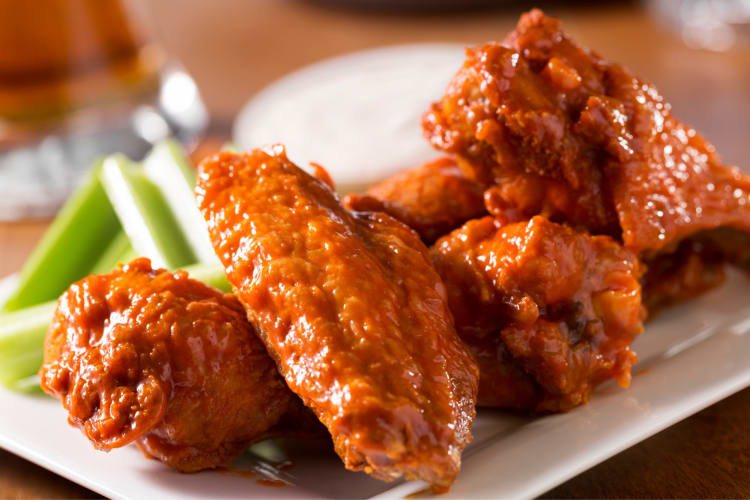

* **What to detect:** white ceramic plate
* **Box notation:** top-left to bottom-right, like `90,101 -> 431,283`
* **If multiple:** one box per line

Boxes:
4,44 -> 750,498
3,270 -> 750,499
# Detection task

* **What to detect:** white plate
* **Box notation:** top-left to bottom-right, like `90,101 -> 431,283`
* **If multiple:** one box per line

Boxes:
2,269 -> 750,499
4,44 -> 750,498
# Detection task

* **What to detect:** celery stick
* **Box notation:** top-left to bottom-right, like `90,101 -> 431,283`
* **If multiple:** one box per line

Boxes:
12,375 -> 44,395
0,262 -> 227,390
184,262 -> 231,292
142,140 -> 219,265
0,301 -> 56,387
1,161 -> 121,313
89,231 -> 136,275
101,154 -> 196,270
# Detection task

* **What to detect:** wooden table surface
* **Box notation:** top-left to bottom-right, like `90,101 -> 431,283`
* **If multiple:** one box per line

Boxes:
1,1 -> 749,497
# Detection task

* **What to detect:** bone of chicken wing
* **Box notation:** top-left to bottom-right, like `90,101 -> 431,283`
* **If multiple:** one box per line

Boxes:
39,258 -> 292,472
423,9 -> 750,261
196,147 -> 479,491
343,156 -> 485,244
431,216 -> 644,412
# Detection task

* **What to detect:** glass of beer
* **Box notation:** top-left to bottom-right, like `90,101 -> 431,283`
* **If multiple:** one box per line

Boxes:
0,0 -> 207,220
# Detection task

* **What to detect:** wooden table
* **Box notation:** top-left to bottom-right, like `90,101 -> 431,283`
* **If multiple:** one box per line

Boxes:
2,1 -> 749,497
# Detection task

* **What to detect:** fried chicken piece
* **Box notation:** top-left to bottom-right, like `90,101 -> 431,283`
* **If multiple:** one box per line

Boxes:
343,156 -> 485,243
699,227 -> 750,272
423,9 -> 750,259
39,258 -> 292,472
431,216 -> 644,412
642,228 -> 750,313
196,147 -> 479,491
641,236 -> 726,314
463,333 -> 542,411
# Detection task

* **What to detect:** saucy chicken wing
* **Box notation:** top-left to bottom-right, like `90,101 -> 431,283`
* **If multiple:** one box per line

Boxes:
343,156 -> 486,243
39,258 -> 291,472
431,216 -> 644,412
423,9 -> 750,305
196,147 -> 479,490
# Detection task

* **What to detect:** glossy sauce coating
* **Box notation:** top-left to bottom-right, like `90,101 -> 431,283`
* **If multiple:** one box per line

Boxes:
423,9 -> 750,256
343,156 -> 486,244
196,148 -> 479,490
39,258 -> 291,472
431,216 -> 644,412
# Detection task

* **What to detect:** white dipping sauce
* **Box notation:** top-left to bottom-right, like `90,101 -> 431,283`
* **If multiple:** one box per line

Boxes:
233,44 -> 465,194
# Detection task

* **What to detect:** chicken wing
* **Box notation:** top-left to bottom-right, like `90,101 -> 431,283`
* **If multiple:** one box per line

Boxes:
39,258 -> 292,472
196,147 -> 479,491
431,216 -> 644,412
343,156 -> 485,244
423,9 -> 750,304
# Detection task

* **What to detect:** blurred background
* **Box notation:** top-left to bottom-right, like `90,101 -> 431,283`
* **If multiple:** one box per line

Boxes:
144,0 -> 750,162
1,1 -> 750,497
1,0 -> 749,223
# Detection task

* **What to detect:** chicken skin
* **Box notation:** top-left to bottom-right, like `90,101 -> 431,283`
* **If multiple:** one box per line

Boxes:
196,147 -> 479,491
39,258 -> 291,472
423,9 -> 750,304
343,156 -> 485,244
431,216 -> 644,412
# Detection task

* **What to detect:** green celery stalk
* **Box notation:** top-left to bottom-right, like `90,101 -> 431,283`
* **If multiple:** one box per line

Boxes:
101,154 -> 196,270
184,262 -> 231,292
89,231 -> 137,275
12,375 -> 44,395
0,301 -> 56,388
142,140 -> 219,265
1,161 -> 121,313
0,262 -> 228,390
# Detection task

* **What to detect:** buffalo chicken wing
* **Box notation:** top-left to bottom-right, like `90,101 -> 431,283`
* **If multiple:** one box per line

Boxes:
343,156 -> 486,244
423,9 -> 750,307
431,216 -> 644,411
196,147 -> 479,491
39,258 -> 292,472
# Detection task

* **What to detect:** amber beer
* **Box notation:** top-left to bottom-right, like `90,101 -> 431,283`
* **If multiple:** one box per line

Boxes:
0,0 -> 162,127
